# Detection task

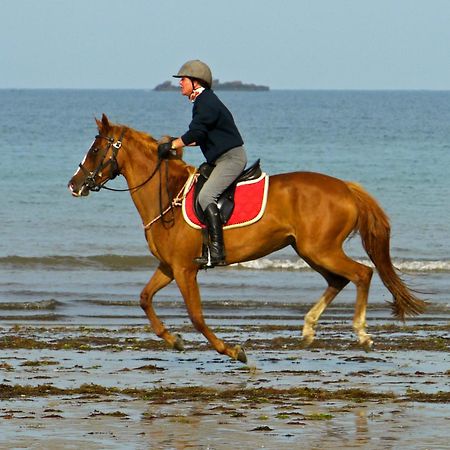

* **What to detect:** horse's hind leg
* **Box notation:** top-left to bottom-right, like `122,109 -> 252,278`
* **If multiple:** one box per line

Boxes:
301,270 -> 349,347
351,262 -> 374,350
301,249 -> 374,349
327,252 -> 373,348
140,264 -> 184,351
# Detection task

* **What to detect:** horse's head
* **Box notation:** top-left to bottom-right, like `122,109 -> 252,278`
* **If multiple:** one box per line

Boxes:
68,114 -> 125,197
69,114 -> 189,198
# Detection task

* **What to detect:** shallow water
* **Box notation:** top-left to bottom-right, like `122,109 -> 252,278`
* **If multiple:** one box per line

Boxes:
2,397 -> 449,450
1,89 -> 450,318
1,311 -> 449,449
1,89 -> 450,448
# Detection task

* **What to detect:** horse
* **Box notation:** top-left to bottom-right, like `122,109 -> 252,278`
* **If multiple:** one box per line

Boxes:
68,114 -> 427,363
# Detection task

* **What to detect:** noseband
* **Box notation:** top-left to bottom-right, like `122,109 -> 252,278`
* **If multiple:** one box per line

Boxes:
77,127 -> 183,229
78,127 -> 165,196
78,129 -> 125,192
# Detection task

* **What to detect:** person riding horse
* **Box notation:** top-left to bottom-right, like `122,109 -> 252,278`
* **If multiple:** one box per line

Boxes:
157,60 -> 247,267
70,114 -> 428,362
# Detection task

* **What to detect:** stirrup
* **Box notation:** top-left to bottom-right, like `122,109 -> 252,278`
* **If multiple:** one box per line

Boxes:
194,247 -> 226,268
194,242 -> 211,267
194,254 -> 211,268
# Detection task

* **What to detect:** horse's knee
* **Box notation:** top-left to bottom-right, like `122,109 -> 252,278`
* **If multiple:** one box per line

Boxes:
190,315 -> 206,332
363,266 -> 373,283
355,266 -> 373,290
187,310 -> 208,333
140,291 -> 150,310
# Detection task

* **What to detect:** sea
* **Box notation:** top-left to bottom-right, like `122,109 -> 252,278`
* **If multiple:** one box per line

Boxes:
1,89 -> 449,325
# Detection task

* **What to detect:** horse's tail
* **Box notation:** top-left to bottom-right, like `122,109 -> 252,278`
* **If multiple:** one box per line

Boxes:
346,181 -> 427,320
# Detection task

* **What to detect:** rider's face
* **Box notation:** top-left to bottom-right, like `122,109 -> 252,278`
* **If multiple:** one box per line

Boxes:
179,77 -> 195,97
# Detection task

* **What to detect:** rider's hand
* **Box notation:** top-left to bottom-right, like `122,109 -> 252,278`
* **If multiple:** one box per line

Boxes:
157,141 -> 173,159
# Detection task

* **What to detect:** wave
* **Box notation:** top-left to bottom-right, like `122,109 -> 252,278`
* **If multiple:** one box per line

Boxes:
234,257 -> 450,273
1,255 -> 449,273
0,255 -> 158,271
0,299 -> 61,310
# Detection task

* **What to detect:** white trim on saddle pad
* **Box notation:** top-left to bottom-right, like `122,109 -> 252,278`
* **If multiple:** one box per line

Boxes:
182,172 -> 269,230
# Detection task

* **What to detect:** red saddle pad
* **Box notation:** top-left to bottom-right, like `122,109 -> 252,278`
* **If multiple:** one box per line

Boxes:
182,173 -> 269,229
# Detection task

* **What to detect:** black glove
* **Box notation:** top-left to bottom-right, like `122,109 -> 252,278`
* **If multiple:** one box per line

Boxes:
157,142 -> 172,159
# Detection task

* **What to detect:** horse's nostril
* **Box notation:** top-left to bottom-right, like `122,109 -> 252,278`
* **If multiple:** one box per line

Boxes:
68,180 -> 81,195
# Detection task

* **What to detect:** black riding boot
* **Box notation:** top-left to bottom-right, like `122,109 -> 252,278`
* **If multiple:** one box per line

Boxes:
194,203 -> 226,267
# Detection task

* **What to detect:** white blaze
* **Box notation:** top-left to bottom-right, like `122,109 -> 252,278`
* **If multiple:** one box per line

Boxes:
72,139 -> 95,177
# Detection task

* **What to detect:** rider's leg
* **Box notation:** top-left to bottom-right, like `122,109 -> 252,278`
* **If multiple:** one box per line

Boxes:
195,146 -> 247,266
198,203 -> 226,265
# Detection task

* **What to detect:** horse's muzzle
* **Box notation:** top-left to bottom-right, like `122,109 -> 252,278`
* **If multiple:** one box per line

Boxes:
68,179 -> 90,197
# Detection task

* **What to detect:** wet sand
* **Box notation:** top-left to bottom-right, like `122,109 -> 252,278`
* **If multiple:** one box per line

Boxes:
1,303 -> 449,449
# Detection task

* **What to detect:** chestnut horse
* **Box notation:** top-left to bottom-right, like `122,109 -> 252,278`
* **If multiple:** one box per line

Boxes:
68,114 -> 427,363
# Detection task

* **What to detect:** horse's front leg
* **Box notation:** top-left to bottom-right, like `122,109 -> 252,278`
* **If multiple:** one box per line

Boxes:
140,263 -> 184,351
174,266 -> 247,363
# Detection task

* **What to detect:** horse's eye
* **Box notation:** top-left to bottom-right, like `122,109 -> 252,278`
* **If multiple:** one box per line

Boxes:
92,147 -> 99,154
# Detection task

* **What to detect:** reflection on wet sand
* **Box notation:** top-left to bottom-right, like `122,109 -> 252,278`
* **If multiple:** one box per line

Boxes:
0,298 -> 449,448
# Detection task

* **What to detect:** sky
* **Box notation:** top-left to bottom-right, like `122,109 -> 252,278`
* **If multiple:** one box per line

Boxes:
1,0 -> 450,90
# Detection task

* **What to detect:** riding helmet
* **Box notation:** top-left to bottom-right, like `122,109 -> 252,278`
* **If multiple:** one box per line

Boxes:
173,60 -> 213,88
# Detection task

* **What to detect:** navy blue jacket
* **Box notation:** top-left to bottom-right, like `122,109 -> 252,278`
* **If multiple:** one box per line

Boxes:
181,89 -> 244,164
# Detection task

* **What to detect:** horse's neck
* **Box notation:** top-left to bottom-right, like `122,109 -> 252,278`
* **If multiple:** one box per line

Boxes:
121,145 -> 192,225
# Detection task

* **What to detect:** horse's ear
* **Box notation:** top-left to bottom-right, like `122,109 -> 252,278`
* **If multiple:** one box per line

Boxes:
95,113 -> 110,132
101,113 -> 110,129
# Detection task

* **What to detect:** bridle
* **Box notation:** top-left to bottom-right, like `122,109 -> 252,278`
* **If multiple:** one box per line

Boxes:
78,129 -> 125,192
78,128 -> 162,193
78,127 -> 177,227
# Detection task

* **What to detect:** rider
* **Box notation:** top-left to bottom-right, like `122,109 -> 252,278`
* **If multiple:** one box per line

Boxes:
157,60 -> 247,267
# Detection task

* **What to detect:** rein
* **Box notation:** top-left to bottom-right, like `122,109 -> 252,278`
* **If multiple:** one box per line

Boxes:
101,161 -> 162,193
143,172 -> 197,229
79,129 -> 163,193
80,127 -> 193,229
78,131 -> 125,192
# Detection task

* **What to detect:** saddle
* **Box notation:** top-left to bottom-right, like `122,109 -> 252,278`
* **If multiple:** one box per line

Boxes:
193,159 -> 262,224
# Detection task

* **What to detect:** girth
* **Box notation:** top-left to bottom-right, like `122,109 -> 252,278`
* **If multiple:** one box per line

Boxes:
193,159 -> 262,224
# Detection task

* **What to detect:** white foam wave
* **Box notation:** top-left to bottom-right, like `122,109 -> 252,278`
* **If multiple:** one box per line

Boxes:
393,260 -> 450,272
235,258 -> 311,271
234,258 -> 450,273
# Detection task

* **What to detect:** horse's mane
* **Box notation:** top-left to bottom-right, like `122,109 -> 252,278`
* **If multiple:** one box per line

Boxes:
97,115 -> 191,172
115,123 -> 158,146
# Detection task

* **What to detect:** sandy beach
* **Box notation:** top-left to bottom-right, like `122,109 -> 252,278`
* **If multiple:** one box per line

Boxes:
1,302 -> 449,450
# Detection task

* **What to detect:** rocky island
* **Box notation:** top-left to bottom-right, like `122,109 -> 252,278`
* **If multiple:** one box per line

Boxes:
154,79 -> 269,91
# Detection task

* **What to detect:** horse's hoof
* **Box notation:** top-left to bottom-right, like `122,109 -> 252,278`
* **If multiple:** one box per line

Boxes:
300,336 -> 314,349
360,338 -> 373,353
234,345 -> 247,364
173,334 -> 184,352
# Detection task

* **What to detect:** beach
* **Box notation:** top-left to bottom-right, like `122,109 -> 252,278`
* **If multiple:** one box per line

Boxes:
1,89 -> 449,449
1,297 -> 449,449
